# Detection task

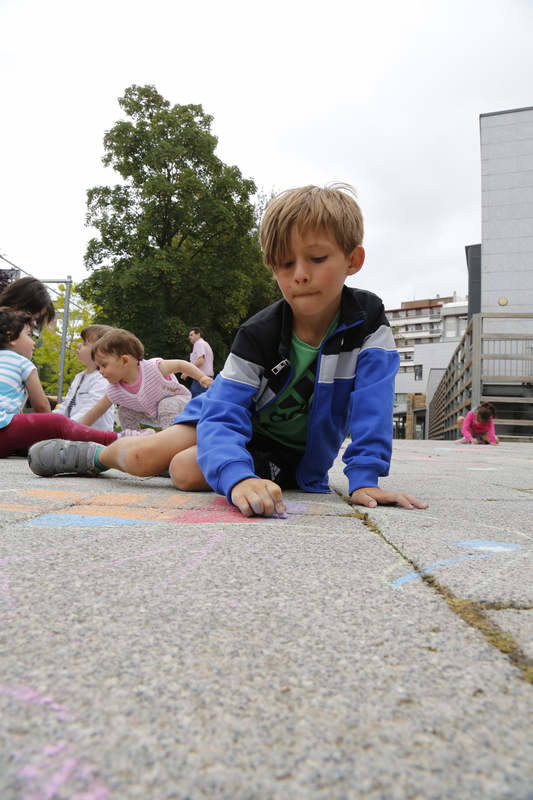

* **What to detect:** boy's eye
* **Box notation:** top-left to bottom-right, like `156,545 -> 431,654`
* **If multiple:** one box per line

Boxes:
311,256 -> 327,263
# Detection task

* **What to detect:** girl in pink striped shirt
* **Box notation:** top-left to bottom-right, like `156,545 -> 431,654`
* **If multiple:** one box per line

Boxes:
80,329 -> 213,432
457,402 -> 499,445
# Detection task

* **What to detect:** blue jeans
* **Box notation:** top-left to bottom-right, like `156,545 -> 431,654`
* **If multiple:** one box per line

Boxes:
190,379 -> 208,398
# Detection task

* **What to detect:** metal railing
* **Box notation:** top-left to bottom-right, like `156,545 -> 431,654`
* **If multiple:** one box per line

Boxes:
428,313 -> 533,440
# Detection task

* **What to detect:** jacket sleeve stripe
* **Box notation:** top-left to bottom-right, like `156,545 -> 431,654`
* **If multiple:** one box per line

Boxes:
221,353 -> 263,388
360,324 -> 397,352
318,350 -> 360,383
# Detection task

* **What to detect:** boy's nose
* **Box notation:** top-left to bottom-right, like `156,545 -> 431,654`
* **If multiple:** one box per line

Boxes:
293,259 -> 310,282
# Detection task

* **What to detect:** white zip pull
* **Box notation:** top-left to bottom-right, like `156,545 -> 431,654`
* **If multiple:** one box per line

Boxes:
271,359 -> 289,375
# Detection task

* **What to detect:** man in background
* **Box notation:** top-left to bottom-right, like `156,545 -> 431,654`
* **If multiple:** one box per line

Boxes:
188,328 -> 214,397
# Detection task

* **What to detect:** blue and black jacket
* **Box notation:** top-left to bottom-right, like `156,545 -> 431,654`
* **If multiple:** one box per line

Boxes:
177,286 -> 399,502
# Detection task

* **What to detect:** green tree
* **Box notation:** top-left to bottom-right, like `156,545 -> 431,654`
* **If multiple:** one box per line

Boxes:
33,288 -> 98,396
79,84 -> 280,368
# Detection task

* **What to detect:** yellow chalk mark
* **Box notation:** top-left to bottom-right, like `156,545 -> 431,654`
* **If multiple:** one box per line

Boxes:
160,494 -> 192,507
84,493 -> 147,507
84,492 -> 192,508
0,503 -> 43,512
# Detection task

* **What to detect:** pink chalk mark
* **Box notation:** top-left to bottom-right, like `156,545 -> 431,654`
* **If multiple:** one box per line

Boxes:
43,743 -> 70,757
0,683 -> 72,721
175,496 -> 256,523
18,764 -> 42,780
160,529 -> 226,588
71,786 -> 110,800
18,745 -> 76,798
17,743 -> 71,780
40,757 -> 78,799
77,763 -> 96,780
17,743 -> 111,800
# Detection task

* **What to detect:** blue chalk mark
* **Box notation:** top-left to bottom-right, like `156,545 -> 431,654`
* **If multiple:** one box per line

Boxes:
391,554 -> 490,587
27,513 -> 164,528
455,539 -> 519,553
391,540 -> 521,588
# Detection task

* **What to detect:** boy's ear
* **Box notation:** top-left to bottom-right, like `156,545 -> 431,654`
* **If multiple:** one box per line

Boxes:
347,246 -> 365,276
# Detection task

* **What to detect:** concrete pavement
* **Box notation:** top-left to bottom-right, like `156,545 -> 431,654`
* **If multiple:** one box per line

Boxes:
0,440 -> 532,799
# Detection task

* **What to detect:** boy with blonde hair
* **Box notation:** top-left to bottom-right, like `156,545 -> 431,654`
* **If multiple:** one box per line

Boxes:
28,184 -> 427,515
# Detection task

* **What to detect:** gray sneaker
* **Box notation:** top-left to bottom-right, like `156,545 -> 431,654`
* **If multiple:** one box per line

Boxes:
28,439 -> 102,477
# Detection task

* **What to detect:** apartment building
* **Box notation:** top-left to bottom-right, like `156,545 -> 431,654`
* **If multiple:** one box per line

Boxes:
386,295 -> 468,437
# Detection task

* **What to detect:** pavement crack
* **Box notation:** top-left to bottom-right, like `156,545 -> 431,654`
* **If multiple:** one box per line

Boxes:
335,491 -> 533,686
478,601 -> 533,611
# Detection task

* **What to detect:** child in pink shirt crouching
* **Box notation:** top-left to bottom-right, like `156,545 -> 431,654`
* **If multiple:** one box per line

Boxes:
80,328 -> 213,432
457,402 -> 499,445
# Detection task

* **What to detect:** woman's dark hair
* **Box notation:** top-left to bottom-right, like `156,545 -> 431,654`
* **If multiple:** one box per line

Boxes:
0,277 -> 55,331
0,306 -> 32,349
477,402 -> 496,422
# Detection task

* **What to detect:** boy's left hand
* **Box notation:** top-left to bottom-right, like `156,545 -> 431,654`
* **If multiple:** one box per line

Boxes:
350,487 -> 428,510
199,375 -> 213,388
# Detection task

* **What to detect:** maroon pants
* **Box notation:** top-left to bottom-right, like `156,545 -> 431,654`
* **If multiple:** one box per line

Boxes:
0,413 -> 118,458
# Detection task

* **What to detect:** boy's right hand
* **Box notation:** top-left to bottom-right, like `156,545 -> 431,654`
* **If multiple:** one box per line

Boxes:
231,478 -> 286,518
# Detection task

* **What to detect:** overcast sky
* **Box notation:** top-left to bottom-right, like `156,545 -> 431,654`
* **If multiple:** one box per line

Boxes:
1,0 -> 533,310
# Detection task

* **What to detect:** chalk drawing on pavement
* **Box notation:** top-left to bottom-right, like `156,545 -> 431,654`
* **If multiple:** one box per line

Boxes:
157,529 -> 226,590
455,539 -> 519,553
0,682 -> 72,721
390,540 -> 521,588
1,683 -> 111,798
27,513 -> 164,528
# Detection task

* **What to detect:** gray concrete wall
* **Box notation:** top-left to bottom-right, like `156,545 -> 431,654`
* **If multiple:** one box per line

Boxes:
481,106 -> 533,314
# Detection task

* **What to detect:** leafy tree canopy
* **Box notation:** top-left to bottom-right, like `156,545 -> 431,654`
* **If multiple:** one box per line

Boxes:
80,84 -> 280,368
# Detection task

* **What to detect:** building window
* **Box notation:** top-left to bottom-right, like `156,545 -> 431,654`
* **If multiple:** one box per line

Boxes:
414,364 -> 423,380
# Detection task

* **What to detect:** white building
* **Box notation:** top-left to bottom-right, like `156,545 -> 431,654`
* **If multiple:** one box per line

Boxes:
386,296 -> 468,437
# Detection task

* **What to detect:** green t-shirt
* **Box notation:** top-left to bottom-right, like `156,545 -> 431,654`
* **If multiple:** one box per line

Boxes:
252,314 -> 339,452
